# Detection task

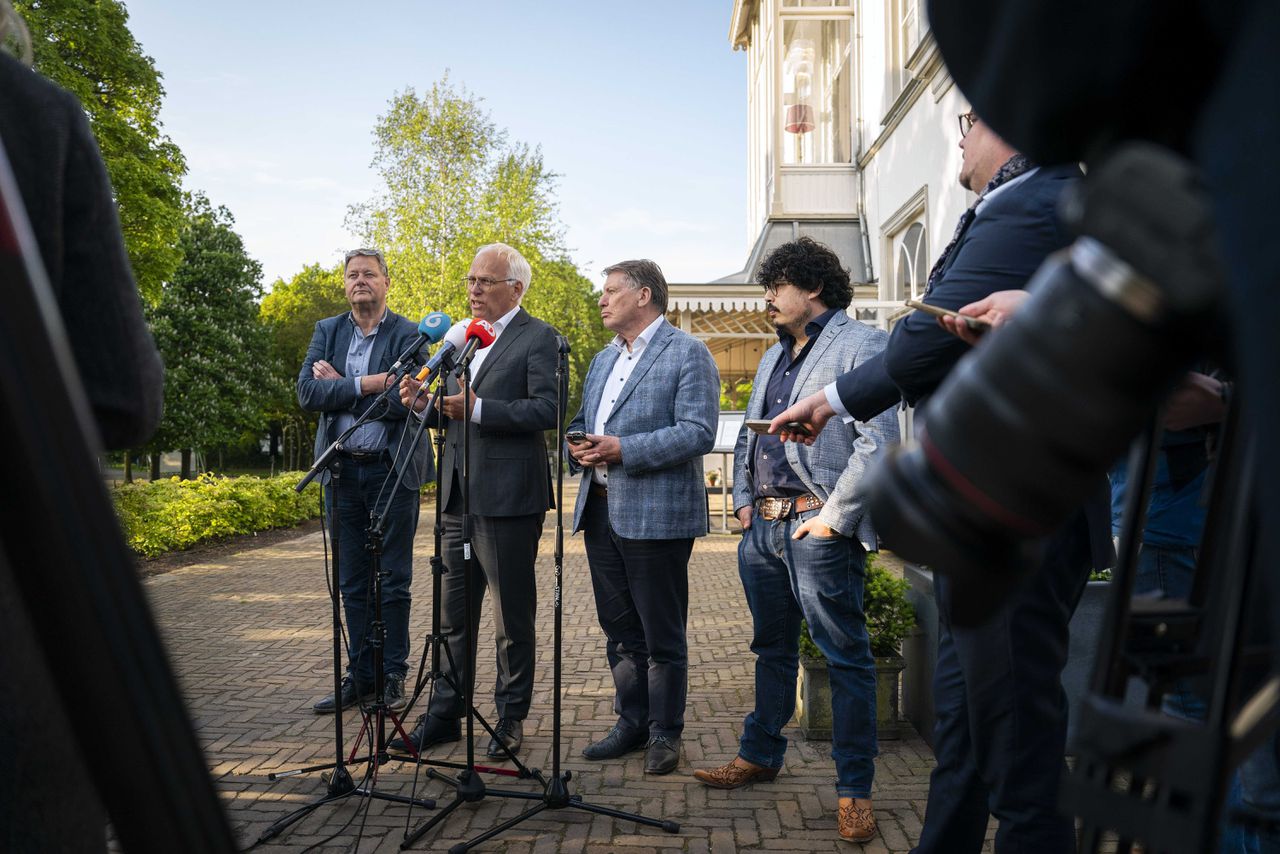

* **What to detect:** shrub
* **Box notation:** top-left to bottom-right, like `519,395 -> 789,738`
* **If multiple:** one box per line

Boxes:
113,471 -> 322,558
800,553 -> 917,660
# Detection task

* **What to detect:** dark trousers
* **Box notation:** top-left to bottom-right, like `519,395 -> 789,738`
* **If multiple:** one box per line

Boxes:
326,456 -> 418,685
582,491 -> 693,738
914,513 -> 1092,854
428,505 -> 543,721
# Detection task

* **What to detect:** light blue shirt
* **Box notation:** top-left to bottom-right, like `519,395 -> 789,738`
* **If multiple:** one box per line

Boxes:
334,311 -> 389,452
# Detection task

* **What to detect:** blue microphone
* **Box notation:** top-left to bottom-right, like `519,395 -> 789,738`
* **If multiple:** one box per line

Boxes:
388,311 -> 452,376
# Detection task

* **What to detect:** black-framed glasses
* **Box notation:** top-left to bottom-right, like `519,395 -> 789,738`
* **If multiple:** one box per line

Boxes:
958,111 -> 977,138
463,276 -> 516,290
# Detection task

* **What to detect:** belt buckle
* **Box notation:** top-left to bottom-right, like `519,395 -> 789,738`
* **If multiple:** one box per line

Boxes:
760,497 -> 793,521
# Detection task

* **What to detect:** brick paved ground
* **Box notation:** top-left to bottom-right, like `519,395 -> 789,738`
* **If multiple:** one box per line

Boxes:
143,485 -> 980,853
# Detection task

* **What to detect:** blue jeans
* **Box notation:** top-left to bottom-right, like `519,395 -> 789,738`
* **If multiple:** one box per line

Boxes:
737,508 -> 877,798
325,455 -> 418,687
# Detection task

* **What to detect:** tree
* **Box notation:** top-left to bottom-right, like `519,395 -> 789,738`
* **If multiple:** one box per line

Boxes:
346,76 -> 611,417
146,194 -> 267,477
259,263 -> 348,469
17,0 -> 186,303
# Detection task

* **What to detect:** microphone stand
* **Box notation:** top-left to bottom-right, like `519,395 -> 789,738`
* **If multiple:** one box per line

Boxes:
259,361 -> 439,843
400,357 -> 546,850
428,336 -> 678,853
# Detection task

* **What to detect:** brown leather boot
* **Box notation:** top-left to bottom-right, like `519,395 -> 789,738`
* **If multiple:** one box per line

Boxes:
838,798 -> 877,843
692,757 -> 780,790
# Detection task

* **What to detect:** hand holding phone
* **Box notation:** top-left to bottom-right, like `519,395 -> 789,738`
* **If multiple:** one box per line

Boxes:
566,430 -> 589,445
745,419 -> 811,437
906,299 -> 991,333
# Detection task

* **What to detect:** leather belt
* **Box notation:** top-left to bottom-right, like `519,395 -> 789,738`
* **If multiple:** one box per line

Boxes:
589,482 -> 608,499
754,494 -> 824,521
337,448 -> 385,463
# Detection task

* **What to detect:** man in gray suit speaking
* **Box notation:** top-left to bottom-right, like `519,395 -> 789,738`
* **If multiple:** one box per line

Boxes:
566,260 -> 719,775
692,238 -> 898,845
394,243 -> 560,759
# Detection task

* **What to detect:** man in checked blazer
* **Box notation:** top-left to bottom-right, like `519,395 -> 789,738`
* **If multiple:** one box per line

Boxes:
566,259 -> 719,775
393,243 -> 560,760
692,238 -> 898,845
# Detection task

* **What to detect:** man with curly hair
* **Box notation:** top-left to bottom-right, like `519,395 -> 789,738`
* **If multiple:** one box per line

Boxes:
692,238 -> 898,844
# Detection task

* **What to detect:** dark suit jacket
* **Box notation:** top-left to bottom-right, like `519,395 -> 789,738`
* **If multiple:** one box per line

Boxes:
835,164 -> 1083,417
834,163 -> 1112,570
437,307 -> 560,517
297,310 -> 434,489
0,54 -> 163,448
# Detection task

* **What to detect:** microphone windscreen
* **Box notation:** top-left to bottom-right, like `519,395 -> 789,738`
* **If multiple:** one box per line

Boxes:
418,311 -> 452,343
465,318 -> 497,348
443,319 -> 470,349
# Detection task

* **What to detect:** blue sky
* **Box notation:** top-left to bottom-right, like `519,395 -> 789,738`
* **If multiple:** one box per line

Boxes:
122,1 -> 748,291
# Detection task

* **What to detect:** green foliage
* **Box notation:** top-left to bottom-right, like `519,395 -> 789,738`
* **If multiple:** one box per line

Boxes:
18,0 -> 186,304
113,472 -> 322,557
721,378 -> 753,410
346,75 -> 610,417
800,554 -> 917,660
146,193 -> 269,453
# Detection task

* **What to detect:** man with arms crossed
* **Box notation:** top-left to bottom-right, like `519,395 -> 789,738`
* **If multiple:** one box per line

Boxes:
691,238 -> 898,843
567,260 -> 719,775
394,243 -> 559,759
771,113 -> 1112,853
298,248 -> 433,715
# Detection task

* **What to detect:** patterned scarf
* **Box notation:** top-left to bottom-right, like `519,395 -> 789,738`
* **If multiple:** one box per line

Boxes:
923,154 -> 1035,295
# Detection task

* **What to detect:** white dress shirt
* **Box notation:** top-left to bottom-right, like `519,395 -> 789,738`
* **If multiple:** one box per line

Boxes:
591,314 -> 667,485
467,303 -> 523,424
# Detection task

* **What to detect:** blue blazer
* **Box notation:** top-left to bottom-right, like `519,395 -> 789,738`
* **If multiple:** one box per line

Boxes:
834,164 -> 1083,417
297,310 -> 434,490
567,320 -> 720,540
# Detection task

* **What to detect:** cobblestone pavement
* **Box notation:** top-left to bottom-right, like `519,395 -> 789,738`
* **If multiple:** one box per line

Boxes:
143,487 -> 975,853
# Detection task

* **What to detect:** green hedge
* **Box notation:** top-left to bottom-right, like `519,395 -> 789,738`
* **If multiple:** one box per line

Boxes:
113,472 -> 322,558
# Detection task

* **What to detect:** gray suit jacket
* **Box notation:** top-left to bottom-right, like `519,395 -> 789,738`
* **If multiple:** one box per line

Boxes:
734,312 -> 899,549
436,307 -> 561,517
297,310 -> 434,490
568,320 -> 720,539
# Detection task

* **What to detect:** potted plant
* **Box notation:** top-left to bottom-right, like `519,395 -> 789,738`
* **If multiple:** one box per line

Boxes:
706,468 -> 721,488
795,554 -> 916,740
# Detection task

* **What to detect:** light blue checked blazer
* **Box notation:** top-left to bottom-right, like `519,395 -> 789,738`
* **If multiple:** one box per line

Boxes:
568,319 -> 720,539
733,311 -> 899,549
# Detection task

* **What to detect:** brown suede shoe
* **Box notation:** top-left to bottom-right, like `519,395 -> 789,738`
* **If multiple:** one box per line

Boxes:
692,757 -> 780,790
838,799 -> 877,843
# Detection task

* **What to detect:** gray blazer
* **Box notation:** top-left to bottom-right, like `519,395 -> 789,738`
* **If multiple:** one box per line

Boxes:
568,320 -> 720,540
733,311 -> 899,549
436,307 -> 561,517
298,310 -> 434,490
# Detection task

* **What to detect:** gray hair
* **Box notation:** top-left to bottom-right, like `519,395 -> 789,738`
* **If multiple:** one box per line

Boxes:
0,0 -> 32,65
476,242 -> 532,297
602,259 -> 669,313
343,247 -> 388,278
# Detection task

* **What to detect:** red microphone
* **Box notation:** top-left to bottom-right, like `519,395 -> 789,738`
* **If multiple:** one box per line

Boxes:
451,318 -> 497,376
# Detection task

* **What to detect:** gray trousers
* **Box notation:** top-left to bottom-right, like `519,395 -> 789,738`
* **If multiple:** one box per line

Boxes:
427,510 -> 543,721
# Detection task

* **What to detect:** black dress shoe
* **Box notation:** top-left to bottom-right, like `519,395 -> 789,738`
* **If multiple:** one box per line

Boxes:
486,718 -> 523,758
312,676 -> 371,714
582,725 -> 649,760
644,735 -> 681,775
388,713 -> 460,753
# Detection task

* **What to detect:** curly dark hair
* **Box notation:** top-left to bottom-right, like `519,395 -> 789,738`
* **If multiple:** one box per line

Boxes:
755,237 -> 853,309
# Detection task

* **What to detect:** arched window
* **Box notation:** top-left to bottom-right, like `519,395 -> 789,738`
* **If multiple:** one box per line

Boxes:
894,221 -> 927,301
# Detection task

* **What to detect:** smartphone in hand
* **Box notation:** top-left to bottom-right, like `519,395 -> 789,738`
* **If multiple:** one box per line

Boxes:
905,299 -> 991,333
745,419 -> 812,437
565,430 -> 589,445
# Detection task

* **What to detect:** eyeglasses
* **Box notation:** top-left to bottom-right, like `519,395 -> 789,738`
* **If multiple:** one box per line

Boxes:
761,282 -> 791,299
958,111 -> 977,138
463,276 -> 516,290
